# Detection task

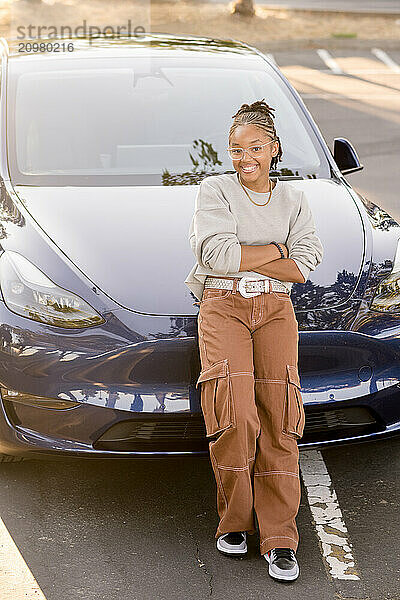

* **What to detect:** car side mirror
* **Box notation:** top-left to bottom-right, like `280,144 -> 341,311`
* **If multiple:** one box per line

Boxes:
333,137 -> 364,175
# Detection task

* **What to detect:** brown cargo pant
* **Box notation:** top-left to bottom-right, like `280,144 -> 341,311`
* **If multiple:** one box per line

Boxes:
195,276 -> 305,556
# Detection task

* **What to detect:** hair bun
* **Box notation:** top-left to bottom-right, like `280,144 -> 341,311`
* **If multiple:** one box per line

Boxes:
232,98 -> 276,120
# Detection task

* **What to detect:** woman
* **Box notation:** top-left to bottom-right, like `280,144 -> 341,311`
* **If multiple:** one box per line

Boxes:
184,99 -> 324,582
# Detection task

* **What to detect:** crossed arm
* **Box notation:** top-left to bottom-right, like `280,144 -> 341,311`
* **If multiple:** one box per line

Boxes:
190,180 -> 322,285
239,244 -> 306,284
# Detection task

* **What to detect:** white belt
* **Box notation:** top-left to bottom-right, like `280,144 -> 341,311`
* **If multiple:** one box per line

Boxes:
204,276 -> 290,298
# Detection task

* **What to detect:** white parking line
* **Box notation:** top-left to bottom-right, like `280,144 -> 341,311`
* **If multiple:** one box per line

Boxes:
0,515 -> 47,599
300,450 -> 360,581
371,48 -> 400,73
316,49 -> 343,74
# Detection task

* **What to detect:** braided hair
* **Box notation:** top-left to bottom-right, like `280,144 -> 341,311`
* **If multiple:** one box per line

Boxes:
228,99 -> 283,171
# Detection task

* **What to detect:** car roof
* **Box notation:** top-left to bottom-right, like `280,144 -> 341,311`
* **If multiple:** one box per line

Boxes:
3,33 -> 260,61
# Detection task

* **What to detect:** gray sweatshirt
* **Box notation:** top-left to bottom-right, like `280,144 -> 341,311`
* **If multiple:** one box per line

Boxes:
184,172 -> 324,301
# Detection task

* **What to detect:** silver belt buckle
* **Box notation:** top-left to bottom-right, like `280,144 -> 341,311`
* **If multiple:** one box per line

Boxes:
238,276 -> 267,298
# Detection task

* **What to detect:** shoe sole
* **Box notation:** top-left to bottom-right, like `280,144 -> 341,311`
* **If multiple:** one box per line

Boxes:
263,553 -> 299,581
217,547 -> 247,558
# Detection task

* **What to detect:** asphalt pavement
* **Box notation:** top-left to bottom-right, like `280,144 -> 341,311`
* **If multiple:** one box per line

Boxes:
0,438 -> 399,599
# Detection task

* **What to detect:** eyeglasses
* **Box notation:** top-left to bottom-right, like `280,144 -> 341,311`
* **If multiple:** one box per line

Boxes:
226,140 -> 276,161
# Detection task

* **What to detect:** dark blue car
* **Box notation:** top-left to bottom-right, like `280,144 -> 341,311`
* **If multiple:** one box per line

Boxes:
0,33 -> 399,461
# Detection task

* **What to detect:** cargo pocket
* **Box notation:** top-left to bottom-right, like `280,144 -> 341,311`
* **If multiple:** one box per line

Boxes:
282,364 -> 305,439
195,359 -> 234,438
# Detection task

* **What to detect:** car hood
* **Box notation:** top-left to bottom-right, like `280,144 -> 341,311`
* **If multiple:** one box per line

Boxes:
13,179 -> 363,315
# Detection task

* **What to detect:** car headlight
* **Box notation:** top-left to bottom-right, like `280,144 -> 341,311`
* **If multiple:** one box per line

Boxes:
370,238 -> 400,313
0,250 -> 105,328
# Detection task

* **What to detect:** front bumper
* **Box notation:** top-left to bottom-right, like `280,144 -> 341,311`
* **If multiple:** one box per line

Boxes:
1,303 -> 400,458
1,386 -> 400,459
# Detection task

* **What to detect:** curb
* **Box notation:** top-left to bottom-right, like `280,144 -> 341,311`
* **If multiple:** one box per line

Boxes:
254,37 -> 400,52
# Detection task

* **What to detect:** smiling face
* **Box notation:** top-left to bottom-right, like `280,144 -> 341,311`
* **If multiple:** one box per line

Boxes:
229,124 -> 279,188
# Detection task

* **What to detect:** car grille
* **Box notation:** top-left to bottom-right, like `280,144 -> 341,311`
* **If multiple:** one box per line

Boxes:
93,406 -> 381,452
93,414 -> 208,452
301,405 -> 380,443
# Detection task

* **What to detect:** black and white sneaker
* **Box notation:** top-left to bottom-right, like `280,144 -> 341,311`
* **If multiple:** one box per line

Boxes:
264,548 -> 299,581
216,532 -> 247,557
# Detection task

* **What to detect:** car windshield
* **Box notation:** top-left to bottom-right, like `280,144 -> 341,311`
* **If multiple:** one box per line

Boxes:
7,54 -> 331,186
